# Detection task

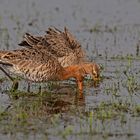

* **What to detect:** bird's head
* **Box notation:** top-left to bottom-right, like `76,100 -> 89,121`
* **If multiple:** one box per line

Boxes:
80,63 -> 100,81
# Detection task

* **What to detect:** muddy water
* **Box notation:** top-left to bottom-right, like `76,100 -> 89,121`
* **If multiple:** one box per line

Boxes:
0,0 -> 140,140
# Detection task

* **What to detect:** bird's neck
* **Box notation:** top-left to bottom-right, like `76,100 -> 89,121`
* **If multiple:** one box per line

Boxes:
58,65 -> 84,94
59,65 -> 83,81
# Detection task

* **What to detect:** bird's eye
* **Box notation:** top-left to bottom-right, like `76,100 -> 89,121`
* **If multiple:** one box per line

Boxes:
93,71 -> 97,76
93,70 -> 99,78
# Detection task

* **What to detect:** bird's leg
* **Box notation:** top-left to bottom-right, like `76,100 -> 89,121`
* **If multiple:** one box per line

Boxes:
77,76 -> 84,99
11,80 -> 19,92
0,66 -> 13,81
74,91 -> 85,106
0,66 -> 19,91
27,81 -> 42,94
27,80 -> 31,93
38,85 -> 42,93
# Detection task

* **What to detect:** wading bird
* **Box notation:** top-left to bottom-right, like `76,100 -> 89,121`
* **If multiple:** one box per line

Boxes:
0,27 -> 100,96
0,48 -> 99,96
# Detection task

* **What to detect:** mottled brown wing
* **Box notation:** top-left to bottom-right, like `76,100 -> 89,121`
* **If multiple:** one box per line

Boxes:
18,31 -> 71,57
64,27 -> 86,59
63,27 -> 81,49
18,27 -> 85,61
44,27 -> 73,57
45,27 -> 85,58
18,33 -> 43,47
0,49 -> 63,81
0,47 -> 59,64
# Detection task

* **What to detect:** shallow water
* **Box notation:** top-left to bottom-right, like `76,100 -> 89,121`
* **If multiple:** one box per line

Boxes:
0,0 -> 140,140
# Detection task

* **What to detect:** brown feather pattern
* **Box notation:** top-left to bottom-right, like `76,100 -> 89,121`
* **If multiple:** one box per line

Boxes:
0,27 -> 100,94
19,27 -> 86,67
